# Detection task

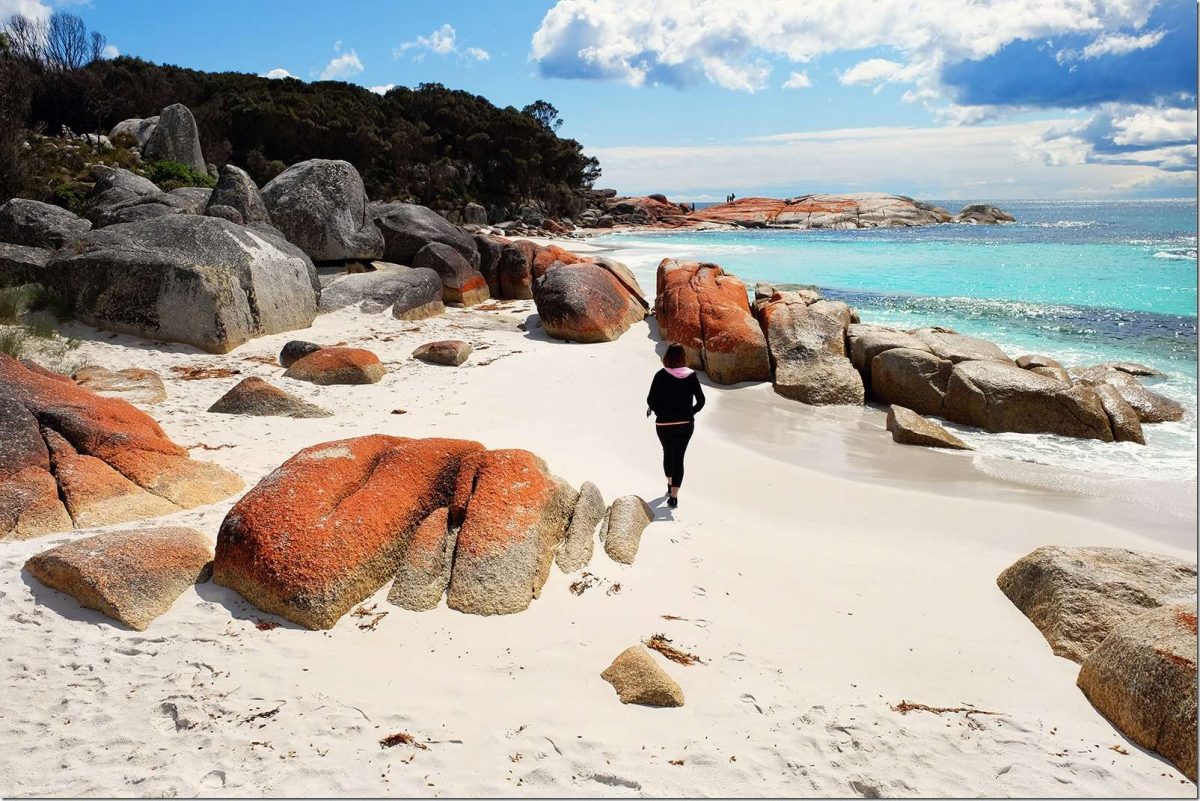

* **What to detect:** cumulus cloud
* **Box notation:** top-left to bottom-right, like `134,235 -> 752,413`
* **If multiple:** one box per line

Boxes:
531,0 -> 1162,96
369,84 -> 395,95
1081,29 -> 1166,59
263,67 -> 296,80
1029,104 -> 1196,174
839,58 -> 923,90
395,24 -> 490,61
0,0 -> 51,21
102,43 -> 118,59
782,71 -> 811,89
320,42 -> 364,80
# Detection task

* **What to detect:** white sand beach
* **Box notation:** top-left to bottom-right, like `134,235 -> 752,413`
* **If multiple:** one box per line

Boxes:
1,241 -> 1195,797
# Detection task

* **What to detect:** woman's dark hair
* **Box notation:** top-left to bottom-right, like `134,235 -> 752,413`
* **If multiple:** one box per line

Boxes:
662,344 -> 687,368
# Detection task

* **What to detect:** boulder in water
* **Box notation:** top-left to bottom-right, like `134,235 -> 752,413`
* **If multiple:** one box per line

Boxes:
870,347 -> 953,416
759,291 -> 863,405
886,405 -> 971,450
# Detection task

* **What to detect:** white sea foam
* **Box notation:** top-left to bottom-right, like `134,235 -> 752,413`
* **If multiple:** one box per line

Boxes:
1153,248 -> 1198,260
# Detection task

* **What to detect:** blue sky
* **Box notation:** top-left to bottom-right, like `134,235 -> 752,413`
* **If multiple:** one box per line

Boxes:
6,0 -> 1197,200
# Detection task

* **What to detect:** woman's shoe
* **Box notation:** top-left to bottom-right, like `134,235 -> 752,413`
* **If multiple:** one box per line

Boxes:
667,496 -> 678,509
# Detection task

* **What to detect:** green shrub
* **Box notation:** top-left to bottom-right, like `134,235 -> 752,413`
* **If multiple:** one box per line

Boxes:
49,180 -> 93,214
142,160 -> 215,190
0,328 -> 27,359
0,284 -> 40,324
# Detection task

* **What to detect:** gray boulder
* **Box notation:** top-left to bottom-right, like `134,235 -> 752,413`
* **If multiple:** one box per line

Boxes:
207,164 -> 271,226
911,328 -> 1011,363
997,545 -> 1196,663
390,268 -> 445,321
601,495 -> 653,565
870,347 -> 953,416
369,201 -> 480,268
0,242 -> 51,285
43,215 -> 320,353
205,204 -> 244,225
1072,367 -> 1185,424
167,187 -> 213,214
261,159 -> 383,262
412,242 -> 490,306
207,376 -> 331,418
1095,384 -> 1144,444
280,340 -> 321,368
849,327 -> 929,371
142,103 -> 206,173
1015,354 -> 1063,370
387,507 -> 457,612
533,261 -> 647,343
92,196 -> 183,228
556,481 -> 605,573
474,234 -> 505,296
462,202 -> 488,225
954,204 -> 1016,224
83,166 -> 161,223
885,405 -> 971,450
319,262 -> 442,315
0,199 -> 91,249
943,360 -> 1112,440
109,116 -> 159,147
760,292 -> 863,405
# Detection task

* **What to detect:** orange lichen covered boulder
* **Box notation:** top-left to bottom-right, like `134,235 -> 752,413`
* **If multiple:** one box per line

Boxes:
533,261 -> 648,343
215,436 -> 590,627
282,346 -> 386,385
25,526 -> 213,630
214,436 -> 484,629
447,449 -> 577,616
686,193 -> 958,229
0,354 -> 243,540
655,259 -> 769,384
530,243 -> 583,281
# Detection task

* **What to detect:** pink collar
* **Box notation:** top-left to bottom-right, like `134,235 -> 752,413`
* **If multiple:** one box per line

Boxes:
665,366 -> 694,379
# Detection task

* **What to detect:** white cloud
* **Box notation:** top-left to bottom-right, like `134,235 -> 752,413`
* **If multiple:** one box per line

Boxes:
396,24 -> 490,61
531,0 -> 1158,98
369,84 -> 395,95
1081,29 -> 1165,59
102,43 -> 119,59
263,68 -> 296,80
320,43 -> 364,80
0,0 -> 51,21
587,119 -> 1192,200
782,71 -> 811,89
1110,106 -> 1195,146
839,58 -> 922,89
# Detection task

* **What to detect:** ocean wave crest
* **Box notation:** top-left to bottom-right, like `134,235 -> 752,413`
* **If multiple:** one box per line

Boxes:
1154,248 -> 1198,261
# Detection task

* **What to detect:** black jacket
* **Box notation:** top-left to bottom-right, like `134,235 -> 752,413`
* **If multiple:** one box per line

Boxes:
647,369 -> 706,423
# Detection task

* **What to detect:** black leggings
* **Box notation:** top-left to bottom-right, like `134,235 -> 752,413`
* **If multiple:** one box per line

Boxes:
656,422 -> 695,488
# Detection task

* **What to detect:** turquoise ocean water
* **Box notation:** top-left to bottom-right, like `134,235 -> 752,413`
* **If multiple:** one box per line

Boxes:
593,199 -> 1198,482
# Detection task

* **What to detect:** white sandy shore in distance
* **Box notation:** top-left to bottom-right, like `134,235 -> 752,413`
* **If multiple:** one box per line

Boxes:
1,241 -> 1196,797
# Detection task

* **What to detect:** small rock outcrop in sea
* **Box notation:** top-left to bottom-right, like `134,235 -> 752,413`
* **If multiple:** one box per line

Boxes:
412,241 -> 490,306
206,164 -> 273,227
0,241 -> 50,284
0,355 -> 243,540
369,201 -> 481,268
207,376 -> 332,418
213,436 -> 610,627
533,259 -> 648,343
261,159 -> 384,263
1077,603 -> 1198,781
282,347 -> 386,385
73,366 -> 167,405
1071,366 -> 1185,423
886,405 -> 971,450
685,193 -> 950,229
601,646 -> 685,707
1093,384 -> 1145,444
25,526 -> 213,630
601,495 -> 653,565
997,545 -> 1197,663
412,340 -> 472,367
757,290 -> 863,405
655,259 -> 770,385
319,263 -> 445,317
0,198 -> 91,249
556,481 -> 605,574
43,215 -> 320,353
279,340 -> 322,368
142,103 -> 206,174
109,115 -> 158,147
953,204 -> 1016,225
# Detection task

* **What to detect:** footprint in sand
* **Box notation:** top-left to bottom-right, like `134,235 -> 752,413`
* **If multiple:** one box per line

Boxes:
201,770 -> 227,789
691,586 -> 706,597
725,651 -> 747,662
739,693 -> 764,714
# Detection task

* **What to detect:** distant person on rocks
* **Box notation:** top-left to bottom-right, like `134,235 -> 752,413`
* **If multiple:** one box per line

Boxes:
646,343 -> 705,509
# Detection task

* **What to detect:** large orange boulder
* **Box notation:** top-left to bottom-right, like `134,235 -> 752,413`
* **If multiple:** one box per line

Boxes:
214,436 -> 483,629
282,346 -> 386,385
0,354 -> 243,540
447,449 -> 577,615
654,259 -> 769,384
533,261 -> 648,343
214,436 -> 585,627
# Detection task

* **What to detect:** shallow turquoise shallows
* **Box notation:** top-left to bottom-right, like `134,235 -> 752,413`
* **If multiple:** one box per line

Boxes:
595,198 -> 1198,483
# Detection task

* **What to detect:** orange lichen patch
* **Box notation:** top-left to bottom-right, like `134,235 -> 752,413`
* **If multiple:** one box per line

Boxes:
282,347 -> 385,385
1175,609 -> 1198,635
0,354 -> 241,539
214,436 -> 484,629
781,197 -> 859,216
530,244 -> 582,280
1155,648 -> 1197,670
687,197 -> 787,224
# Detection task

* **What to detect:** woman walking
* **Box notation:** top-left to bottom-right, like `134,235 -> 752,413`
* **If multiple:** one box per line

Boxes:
646,344 -> 705,509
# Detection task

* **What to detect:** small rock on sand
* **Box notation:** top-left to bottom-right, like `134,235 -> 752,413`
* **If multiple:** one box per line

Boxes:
73,366 -> 166,405
601,645 -> 684,707
601,495 -> 653,565
283,347 -> 386,385
207,376 -> 332,418
279,340 -> 321,368
412,340 -> 472,367
556,481 -> 605,573
885,405 -> 971,450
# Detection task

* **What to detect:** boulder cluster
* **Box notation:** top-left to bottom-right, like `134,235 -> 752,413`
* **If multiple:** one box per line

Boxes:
999,546 -> 1197,780
212,435 -> 651,629
653,259 -> 1182,447
0,354 -> 243,540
